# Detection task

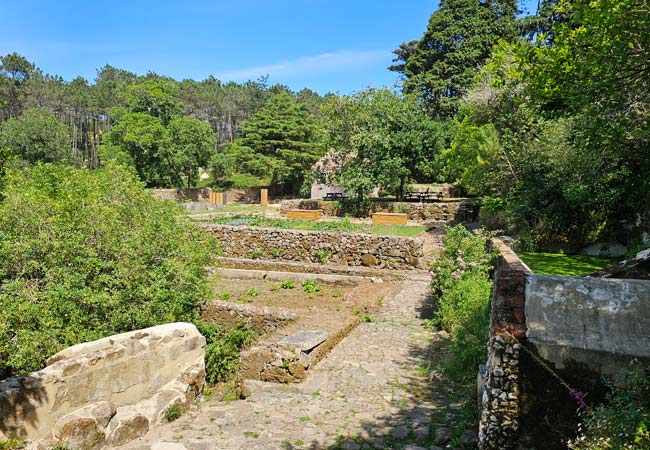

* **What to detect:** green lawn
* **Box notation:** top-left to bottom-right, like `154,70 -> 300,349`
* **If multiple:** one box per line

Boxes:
518,252 -> 618,276
209,214 -> 425,237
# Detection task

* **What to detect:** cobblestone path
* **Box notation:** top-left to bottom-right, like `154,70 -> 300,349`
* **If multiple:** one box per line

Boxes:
124,279 -> 450,450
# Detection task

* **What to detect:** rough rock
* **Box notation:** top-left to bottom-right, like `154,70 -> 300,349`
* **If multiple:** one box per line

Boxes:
106,410 -> 150,446
434,427 -> 453,445
361,254 -> 378,267
53,417 -> 105,450
150,443 -> 189,450
460,429 -> 479,446
278,330 -> 328,352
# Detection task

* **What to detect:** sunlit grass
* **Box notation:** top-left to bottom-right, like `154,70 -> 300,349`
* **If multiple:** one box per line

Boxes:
208,214 -> 424,237
518,252 -> 617,276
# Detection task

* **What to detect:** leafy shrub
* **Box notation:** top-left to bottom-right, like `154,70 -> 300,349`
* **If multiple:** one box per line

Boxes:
281,280 -> 295,289
569,363 -> 650,450
0,163 -> 216,378
431,225 -> 493,379
302,279 -> 322,293
196,321 -> 256,384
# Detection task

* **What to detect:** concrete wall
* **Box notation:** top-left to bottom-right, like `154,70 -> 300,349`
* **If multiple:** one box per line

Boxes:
0,323 -> 205,448
526,275 -> 650,371
203,224 -> 423,270
280,199 -> 478,222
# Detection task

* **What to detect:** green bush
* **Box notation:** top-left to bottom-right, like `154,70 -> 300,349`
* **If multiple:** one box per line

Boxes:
569,364 -> 650,450
431,225 -> 493,379
196,322 -> 256,384
0,163 -> 216,378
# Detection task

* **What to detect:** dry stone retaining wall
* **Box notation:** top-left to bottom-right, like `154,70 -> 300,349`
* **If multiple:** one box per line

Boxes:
0,323 -> 205,449
280,199 -> 478,222
151,188 -> 212,202
204,224 -> 424,269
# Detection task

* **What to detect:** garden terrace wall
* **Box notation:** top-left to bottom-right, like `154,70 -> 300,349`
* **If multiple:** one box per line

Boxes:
0,323 -> 205,448
152,188 -> 212,202
478,239 -> 650,450
203,224 -> 423,270
279,199 -> 478,222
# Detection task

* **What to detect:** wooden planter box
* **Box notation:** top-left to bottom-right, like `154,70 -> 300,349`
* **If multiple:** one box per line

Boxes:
287,209 -> 321,221
371,212 -> 407,225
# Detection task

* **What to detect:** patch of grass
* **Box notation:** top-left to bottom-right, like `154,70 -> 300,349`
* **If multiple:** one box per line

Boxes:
371,224 -> 425,237
294,440 -> 304,447
331,290 -> 342,298
361,315 -> 375,323
518,252 -> 617,276
245,288 -> 259,297
218,292 -> 231,301
243,431 -> 260,438
299,416 -> 310,422
211,214 -> 424,236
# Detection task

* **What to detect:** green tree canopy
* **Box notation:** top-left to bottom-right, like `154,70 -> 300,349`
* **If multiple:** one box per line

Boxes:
119,78 -> 182,125
395,0 -> 518,118
321,88 -> 451,202
102,111 -> 174,187
218,92 -> 324,194
0,108 -> 73,165
168,117 -> 216,188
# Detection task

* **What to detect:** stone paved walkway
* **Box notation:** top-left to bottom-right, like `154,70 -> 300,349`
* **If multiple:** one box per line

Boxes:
123,279 -> 449,450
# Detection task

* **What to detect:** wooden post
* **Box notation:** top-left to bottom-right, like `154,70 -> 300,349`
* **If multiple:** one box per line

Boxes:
260,188 -> 268,207
209,192 -> 225,206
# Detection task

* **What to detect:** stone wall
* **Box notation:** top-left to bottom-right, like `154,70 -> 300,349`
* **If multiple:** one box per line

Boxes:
203,224 -> 424,270
279,199 -> 478,222
0,323 -> 205,449
152,188 -> 212,202
479,239 -> 530,450
478,239 -> 650,449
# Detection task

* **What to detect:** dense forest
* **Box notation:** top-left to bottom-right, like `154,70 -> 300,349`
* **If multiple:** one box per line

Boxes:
1,0 -> 648,251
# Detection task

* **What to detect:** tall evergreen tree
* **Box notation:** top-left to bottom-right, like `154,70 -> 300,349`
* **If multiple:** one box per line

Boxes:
220,92 -> 324,194
394,0 -> 518,119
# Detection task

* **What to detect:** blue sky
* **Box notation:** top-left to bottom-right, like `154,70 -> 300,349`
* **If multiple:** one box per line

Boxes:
0,0 -> 539,95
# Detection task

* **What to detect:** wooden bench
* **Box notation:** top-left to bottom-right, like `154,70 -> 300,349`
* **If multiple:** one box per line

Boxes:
371,212 -> 408,225
287,209 -> 321,221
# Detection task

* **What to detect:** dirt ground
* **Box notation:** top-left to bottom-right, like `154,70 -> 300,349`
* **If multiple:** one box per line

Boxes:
207,275 -> 398,342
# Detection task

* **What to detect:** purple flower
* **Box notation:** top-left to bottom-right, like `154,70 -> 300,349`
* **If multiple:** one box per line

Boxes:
569,389 -> 591,413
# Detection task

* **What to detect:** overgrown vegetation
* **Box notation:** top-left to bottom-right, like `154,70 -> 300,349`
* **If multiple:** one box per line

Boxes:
430,225 -> 493,378
195,322 -> 256,385
568,363 -> 650,450
0,163 -> 217,379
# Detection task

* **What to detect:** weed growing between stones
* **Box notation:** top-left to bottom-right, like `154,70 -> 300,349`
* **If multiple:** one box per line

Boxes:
163,403 -> 182,422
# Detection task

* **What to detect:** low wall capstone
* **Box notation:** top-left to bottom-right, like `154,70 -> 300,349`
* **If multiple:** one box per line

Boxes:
203,224 -> 424,270
0,323 -> 205,449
